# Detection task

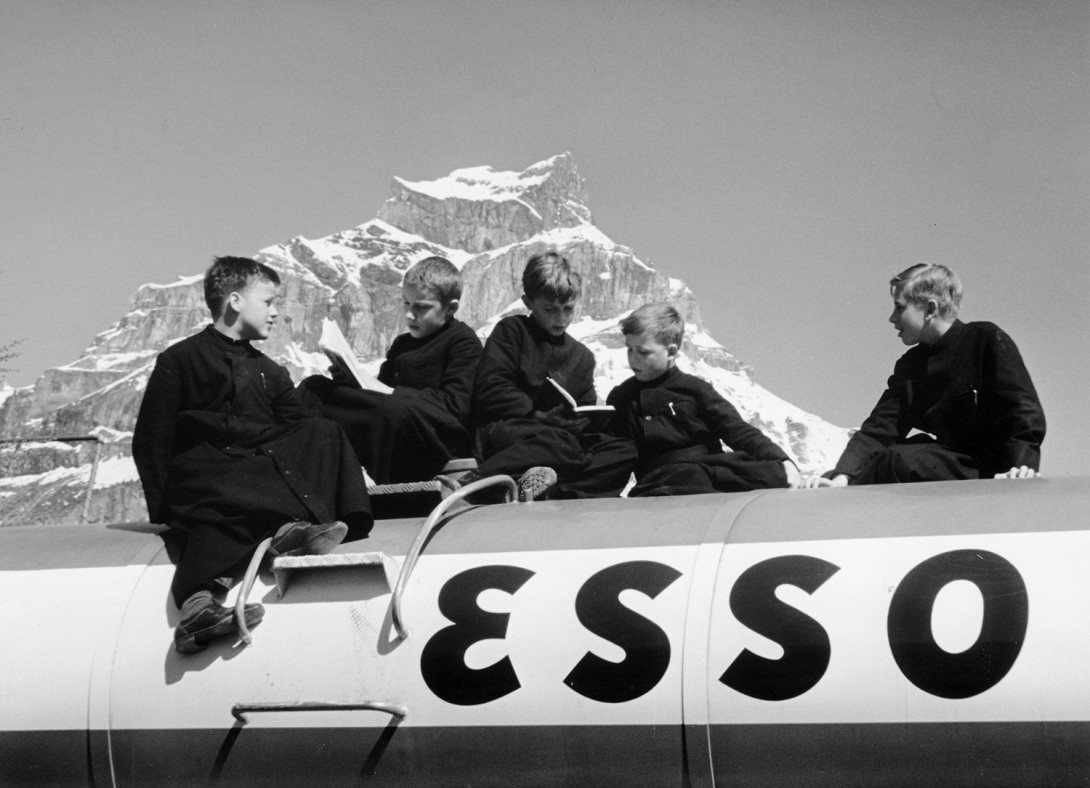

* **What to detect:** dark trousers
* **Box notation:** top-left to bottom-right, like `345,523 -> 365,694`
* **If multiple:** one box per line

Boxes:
167,418 -> 372,607
851,437 -> 981,485
476,419 -> 638,498
300,375 -> 470,484
629,451 -> 787,497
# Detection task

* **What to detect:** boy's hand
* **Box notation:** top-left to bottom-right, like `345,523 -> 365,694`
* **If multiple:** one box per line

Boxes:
533,405 -> 589,433
783,461 -> 803,489
994,465 -> 1038,479
803,473 -> 849,488
328,363 -> 353,387
532,405 -> 565,424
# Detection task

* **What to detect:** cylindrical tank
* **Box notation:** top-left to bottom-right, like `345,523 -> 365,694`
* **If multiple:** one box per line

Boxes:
2,477 -> 1088,786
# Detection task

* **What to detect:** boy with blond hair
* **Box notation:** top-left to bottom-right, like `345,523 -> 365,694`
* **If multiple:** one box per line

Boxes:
301,256 -> 482,483
455,251 -> 636,500
808,263 -> 1045,486
607,303 -> 801,496
133,256 -> 372,654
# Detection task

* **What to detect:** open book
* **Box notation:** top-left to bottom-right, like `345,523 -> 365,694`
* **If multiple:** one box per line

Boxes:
546,376 -> 615,414
319,318 -> 392,394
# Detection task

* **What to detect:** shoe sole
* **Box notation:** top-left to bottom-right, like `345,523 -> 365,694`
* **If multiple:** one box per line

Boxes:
175,605 -> 265,655
519,468 -> 558,502
268,521 -> 312,557
274,522 -> 349,558
305,521 -> 348,555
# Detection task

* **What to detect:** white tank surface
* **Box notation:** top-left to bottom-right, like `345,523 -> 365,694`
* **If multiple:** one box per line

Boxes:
2,477 -> 1089,786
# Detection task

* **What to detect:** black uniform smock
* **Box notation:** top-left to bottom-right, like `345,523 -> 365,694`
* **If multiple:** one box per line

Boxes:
833,320 -> 1045,483
607,366 -> 791,496
133,325 -> 372,607
472,315 -> 636,494
473,314 -> 597,423
301,318 -> 482,484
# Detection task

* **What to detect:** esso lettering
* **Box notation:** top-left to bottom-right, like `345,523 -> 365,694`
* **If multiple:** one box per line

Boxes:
419,549 -> 1028,705
719,555 -> 840,701
420,561 -> 682,706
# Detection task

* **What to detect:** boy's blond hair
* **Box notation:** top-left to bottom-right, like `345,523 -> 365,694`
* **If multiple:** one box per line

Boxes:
620,303 -> 684,347
890,263 -> 962,319
403,256 -> 462,305
522,251 -> 582,302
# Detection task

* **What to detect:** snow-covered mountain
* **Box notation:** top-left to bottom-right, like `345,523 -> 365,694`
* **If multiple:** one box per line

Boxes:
0,153 -> 850,524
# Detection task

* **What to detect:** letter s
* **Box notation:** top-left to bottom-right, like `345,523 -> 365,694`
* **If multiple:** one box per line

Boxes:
720,555 -> 840,701
564,560 -> 682,703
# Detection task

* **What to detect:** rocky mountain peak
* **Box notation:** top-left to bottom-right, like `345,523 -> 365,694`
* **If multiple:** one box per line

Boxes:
0,154 -> 850,524
378,152 -> 590,254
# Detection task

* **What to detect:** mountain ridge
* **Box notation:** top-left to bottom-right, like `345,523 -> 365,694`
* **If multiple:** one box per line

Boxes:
0,153 -> 849,524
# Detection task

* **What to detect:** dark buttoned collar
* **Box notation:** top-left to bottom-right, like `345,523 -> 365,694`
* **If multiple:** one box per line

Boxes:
204,324 -> 255,353
522,314 -> 569,346
635,365 -> 681,390
926,319 -> 965,355
402,318 -> 454,349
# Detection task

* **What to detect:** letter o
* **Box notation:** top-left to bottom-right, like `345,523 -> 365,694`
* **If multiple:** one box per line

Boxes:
887,549 -> 1027,699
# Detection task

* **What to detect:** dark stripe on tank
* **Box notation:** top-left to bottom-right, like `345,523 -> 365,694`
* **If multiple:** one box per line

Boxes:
4,720 -> 1087,787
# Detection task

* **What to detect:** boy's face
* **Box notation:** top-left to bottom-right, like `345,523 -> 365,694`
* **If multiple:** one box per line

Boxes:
889,292 -> 929,346
403,283 -> 455,339
523,294 -> 576,338
228,278 -> 279,340
626,332 -> 678,382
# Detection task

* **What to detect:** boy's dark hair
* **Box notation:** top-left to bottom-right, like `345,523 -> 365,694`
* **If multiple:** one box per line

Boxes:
403,256 -> 462,305
522,251 -> 582,302
204,256 -> 281,319
890,262 -> 962,319
620,303 -> 685,347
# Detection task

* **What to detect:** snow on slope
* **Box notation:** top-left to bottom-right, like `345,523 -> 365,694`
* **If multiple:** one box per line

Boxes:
0,154 -> 852,525
397,164 -> 549,207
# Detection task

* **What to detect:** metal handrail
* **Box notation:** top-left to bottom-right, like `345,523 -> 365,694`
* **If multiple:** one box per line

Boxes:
234,536 -> 273,646
389,475 -> 516,641
0,435 -> 103,444
232,701 -> 407,724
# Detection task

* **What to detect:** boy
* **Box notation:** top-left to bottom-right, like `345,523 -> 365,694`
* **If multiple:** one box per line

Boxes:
606,303 -> 801,496
807,263 -> 1045,486
300,256 -> 482,484
133,256 -> 372,654
456,251 -> 636,500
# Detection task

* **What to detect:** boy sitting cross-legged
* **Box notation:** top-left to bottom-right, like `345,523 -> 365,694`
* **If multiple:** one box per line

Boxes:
299,256 -> 483,484
451,251 -> 636,501
133,256 -> 372,655
607,303 -> 802,496
805,263 -> 1045,486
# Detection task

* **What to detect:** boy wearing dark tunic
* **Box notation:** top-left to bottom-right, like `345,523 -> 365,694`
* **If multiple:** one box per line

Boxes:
133,257 -> 372,654
606,303 -> 801,496
455,251 -> 636,501
300,256 -> 482,484
808,263 -> 1045,487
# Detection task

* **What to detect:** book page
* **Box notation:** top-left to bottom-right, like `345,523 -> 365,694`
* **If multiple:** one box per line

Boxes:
546,376 -> 578,409
547,376 -> 614,413
319,318 -> 392,394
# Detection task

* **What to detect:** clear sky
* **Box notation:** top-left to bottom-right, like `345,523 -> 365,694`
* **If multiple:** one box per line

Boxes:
2,1 -> 1087,474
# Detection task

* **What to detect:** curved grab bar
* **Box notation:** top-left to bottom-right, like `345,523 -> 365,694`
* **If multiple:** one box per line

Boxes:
232,700 -> 408,724
390,474 -> 516,641
235,536 -> 273,645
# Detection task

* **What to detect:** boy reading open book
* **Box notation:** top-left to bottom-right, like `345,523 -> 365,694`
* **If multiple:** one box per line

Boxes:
546,376 -> 614,414
449,251 -> 636,501
300,256 -> 482,484
319,318 -> 392,395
